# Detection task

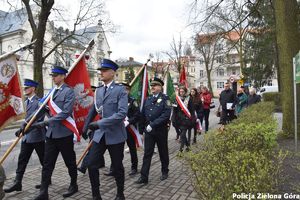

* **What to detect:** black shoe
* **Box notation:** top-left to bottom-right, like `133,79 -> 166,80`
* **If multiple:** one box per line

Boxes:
128,169 -> 137,176
115,194 -> 125,200
62,184 -> 78,198
34,188 -> 48,200
93,195 -> 102,200
4,181 -> 22,193
35,180 -> 52,189
135,177 -> 148,185
104,171 -> 114,176
160,174 -> 168,181
77,167 -> 87,174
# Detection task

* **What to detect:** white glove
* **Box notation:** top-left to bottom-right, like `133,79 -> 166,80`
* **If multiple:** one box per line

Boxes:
196,119 -> 200,123
146,125 -> 152,132
124,120 -> 129,127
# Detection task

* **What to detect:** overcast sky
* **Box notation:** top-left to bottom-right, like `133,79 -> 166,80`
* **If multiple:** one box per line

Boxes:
105,0 -> 193,62
1,0 -> 196,63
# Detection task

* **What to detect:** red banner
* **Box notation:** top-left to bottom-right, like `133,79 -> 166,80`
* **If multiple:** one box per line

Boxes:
65,57 -> 94,135
179,66 -> 188,88
0,55 -> 25,131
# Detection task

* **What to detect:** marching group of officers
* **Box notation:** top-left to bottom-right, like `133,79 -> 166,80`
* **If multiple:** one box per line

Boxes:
4,58 -> 172,200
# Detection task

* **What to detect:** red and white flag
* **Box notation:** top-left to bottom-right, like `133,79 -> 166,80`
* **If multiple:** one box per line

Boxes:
65,57 -> 94,139
0,54 -> 25,131
127,125 -> 143,148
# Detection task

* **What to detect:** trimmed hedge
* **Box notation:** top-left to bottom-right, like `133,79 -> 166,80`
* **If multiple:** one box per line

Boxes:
262,92 -> 281,112
184,102 -> 285,200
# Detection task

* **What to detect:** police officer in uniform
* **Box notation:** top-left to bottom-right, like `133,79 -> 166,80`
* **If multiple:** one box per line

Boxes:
32,66 -> 78,200
105,82 -> 140,176
83,59 -> 128,200
4,79 -> 46,193
78,86 -> 105,174
135,77 -> 171,185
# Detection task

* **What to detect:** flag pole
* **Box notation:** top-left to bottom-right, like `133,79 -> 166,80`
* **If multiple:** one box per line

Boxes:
130,60 -> 149,86
76,141 -> 93,166
0,40 -> 36,61
0,40 -> 95,165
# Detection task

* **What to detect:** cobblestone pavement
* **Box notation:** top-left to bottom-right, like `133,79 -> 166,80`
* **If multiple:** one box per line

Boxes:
2,102 -> 223,200
3,126 -> 201,200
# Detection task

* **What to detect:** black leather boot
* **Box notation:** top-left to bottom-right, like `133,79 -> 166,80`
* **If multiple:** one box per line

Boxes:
4,180 -> 22,193
62,184 -> 78,198
34,186 -> 49,200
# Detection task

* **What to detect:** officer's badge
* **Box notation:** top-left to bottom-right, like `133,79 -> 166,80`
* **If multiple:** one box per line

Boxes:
157,98 -> 162,103
166,100 -> 171,107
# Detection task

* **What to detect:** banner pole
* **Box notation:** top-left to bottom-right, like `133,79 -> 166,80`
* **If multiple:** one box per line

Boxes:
293,57 -> 298,151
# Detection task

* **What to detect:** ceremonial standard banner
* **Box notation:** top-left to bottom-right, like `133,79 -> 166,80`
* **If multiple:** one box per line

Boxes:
164,71 -> 176,103
0,54 -> 24,131
179,65 -> 188,88
130,65 -> 149,111
65,57 -> 94,136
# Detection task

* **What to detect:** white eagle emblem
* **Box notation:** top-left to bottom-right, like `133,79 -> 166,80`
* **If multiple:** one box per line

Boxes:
73,83 -> 93,111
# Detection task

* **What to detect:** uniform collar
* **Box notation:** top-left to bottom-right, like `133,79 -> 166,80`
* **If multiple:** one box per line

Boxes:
27,94 -> 36,102
55,83 -> 65,90
104,80 -> 113,88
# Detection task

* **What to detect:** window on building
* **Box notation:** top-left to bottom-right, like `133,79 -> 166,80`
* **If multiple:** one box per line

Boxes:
232,69 -> 236,75
217,82 -> 224,89
200,82 -> 203,86
124,71 -> 130,82
199,59 -> 204,65
217,68 -> 224,76
216,56 -> 224,63
267,80 -> 273,86
200,70 -> 204,78
65,53 -> 71,67
216,43 -> 223,51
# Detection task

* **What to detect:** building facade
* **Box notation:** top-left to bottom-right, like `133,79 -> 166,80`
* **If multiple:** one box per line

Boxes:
0,7 -> 111,92
194,31 -> 277,96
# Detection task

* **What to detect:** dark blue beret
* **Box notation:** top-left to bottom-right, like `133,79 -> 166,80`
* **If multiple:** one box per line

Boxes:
97,58 -> 119,71
24,79 -> 38,87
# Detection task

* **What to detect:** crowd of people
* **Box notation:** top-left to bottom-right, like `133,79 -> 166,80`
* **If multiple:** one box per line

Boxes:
218,82 -> 261,125
3,58 -> 262,200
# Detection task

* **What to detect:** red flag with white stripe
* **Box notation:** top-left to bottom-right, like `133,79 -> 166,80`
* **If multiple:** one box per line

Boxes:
127,125 -> 143,148
0,54 -> 25,131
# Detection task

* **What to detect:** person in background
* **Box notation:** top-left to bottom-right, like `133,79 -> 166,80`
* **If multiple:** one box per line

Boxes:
200,86 -> 212,132
173,87 -> 195,152
236,87 -> 248,114
188,88 -> 203,144
247,88 -> 261,106
219,82 -> 238,125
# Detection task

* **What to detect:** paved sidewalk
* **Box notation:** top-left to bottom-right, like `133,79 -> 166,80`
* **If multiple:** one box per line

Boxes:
3,128 -> 199,200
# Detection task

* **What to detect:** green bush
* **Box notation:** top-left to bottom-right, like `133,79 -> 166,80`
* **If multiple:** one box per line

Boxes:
184,102 -> 284,199
262,92 -> 281,112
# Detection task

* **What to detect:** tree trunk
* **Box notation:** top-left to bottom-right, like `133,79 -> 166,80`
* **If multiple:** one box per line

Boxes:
206,69 -> 214,97
32,2 -> 54,97
274,0 -> 300,136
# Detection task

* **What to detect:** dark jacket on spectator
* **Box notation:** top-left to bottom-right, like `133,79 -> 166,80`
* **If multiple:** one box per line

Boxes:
219,89 -> 238,110
247,94 -> 261,106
